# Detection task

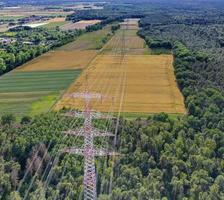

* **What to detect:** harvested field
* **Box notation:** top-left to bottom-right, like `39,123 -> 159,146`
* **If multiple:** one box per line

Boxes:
120,18 -> 140,30
55,19 -> 185,114
16,24 -> 114,72
47,17 -> 66,23
0,24 -> 8,32
0,70 -> 81,116
16,50 -> 97,71
55,55 -> 185,114
60,20 -> 101,31
103,29 -> 147,55
104,35 -> 145,50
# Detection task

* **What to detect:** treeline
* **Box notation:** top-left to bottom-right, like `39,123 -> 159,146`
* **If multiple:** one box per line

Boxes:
130,11 -> 224,199
66,4 -> 145,24
1,42 -> 224,199
0,27 -> 82,75
1,2 -> 224,200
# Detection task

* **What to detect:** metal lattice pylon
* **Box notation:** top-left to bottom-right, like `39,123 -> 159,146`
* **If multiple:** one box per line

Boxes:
62,89 -> 117,200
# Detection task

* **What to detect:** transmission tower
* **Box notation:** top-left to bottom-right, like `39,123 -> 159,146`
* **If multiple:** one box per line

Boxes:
62,89 -> 117,200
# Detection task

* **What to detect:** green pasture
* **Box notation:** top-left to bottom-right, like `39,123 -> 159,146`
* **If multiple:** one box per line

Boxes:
58,24 -> 115,51
0,70 -> 81,117
42,21 -> 68,29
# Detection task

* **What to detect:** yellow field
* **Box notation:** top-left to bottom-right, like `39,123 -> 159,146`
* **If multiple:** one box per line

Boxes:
60,20 -> 101,30
54,19 -> 186,114
16,50 -> 97,71
55,54 -> 185,114
104,35 -> 145,50
15,24 -> 116,72
47,17 -> 66,23
103,28 -> 147,55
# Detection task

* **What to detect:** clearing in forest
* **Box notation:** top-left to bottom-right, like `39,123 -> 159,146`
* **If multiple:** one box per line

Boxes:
55,19 -> 186,114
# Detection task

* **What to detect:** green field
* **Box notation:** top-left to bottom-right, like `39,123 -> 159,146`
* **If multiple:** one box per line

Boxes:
58,24 -> 115,51
0,70 -> 81,117
42,21 -> 68,29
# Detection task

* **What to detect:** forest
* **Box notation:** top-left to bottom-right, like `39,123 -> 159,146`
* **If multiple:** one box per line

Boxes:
1,1 -> 224,200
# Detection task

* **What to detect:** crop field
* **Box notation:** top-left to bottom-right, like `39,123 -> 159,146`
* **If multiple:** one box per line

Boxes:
60,20 -> 101,31
0,6 -> 73,17
104,35 -> 145,51
0,70 -> 81,116
47,17 -> 66,23
0,24 -> 114,116
16,24 -> 114,72
103,29 -> 147,55
0,24 -> 8,32
41,17 -> 68,29
55,55 -> 185,114
55,19 -> 186,114
59,24 -> 113,50
120,18 -> 140,30
16,50 -> 97,71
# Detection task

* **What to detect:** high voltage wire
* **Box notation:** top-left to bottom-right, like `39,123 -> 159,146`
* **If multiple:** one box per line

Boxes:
19,23 -> 128,200
59,27 -> 125,200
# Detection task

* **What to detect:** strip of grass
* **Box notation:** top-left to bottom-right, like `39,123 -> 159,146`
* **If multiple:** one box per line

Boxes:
0,70 -> 81,117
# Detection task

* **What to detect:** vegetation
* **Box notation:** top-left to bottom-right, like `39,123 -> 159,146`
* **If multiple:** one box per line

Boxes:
0,70 -> 81,117
1,0 -> 224,199
59,24 -> 115,50
0,27 -> 82,76
41,21 -> 68,29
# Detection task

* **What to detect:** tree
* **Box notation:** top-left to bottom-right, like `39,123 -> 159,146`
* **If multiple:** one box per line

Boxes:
20,116 -> 32,125
9,191 -> 22,200
0,58 -> 6,72
1,114 -> 16,126
29,181 -> 46,200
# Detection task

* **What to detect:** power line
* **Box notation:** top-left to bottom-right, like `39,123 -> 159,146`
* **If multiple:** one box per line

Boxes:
61,88 -> 118,200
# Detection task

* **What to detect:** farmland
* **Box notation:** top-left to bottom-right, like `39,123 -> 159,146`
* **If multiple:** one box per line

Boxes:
60,20 -> 101,31
0,24 -> 115,116
2,1 -> 224,200
16,50 -> 97,71
55,19 -> 185,114
0,70 -> 80,116
41,17 -> 68,29
0,6 -> 73,17
58,24 -> 114,50
16,24 -> 115,72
